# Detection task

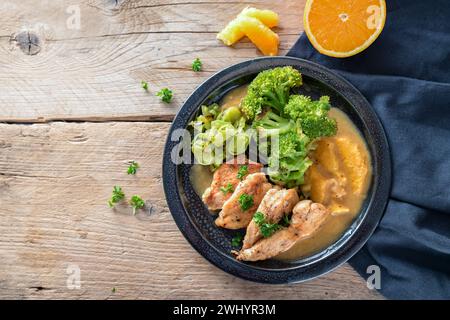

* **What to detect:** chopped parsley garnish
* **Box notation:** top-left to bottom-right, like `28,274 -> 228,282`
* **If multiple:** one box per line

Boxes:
127,161 -> 139,175
111,287 -> 116,293
253,211 -> 265,224
130,195 -> 145,215
231,233 -> 243,247
220,183 -> 234,195
156,88 -> 173,103
141,80 -> 149,91
253,211 -> 282,238
236,165 -> 249,180
192,58 -> 202,72
238,193 -> 254,211
281,214 -> 291,227
108,186 -> 125,208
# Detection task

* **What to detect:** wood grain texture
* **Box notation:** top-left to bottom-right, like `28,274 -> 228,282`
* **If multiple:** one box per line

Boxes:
0,0 -> 303,122
0,122 -> 381,299
0,0 -> 383,300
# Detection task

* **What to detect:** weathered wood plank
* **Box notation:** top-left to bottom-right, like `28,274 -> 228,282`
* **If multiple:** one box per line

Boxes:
0,0 -> 304,123
0,122 -> 381,299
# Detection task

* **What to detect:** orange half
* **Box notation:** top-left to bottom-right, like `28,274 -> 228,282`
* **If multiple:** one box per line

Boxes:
304,0 -> 386,58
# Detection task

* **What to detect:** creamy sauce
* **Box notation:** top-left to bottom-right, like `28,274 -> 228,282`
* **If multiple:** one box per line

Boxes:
190,164 -> 213,198
276,108 -> 372,260
220,85 -> 248,110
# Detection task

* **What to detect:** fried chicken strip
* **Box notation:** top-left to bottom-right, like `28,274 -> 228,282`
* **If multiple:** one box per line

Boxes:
215,173 -> 272,229
242,188 -> 299,249
202,160 -> 262,211
236,200 -> 329,261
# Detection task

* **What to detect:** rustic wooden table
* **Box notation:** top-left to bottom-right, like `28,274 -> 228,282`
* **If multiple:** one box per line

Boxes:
0,0 -> 380,299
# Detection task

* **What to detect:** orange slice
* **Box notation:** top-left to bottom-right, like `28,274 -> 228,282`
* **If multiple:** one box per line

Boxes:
217,7 -> 279,46
238,16 -> 279,56
304,0 -> 386,58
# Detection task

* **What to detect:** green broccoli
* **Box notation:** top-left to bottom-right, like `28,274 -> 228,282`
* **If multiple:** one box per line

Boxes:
268,128 -> 313,187
253,111 -> 295,136
241,66 -> 303,120
254,111 -> 312,188
268,154 -> 313,188
276,130 -> 310,158
285,95 -> 337,139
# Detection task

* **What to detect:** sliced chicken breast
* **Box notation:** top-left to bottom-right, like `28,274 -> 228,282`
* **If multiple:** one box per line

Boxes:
215,173 -> 272,229
242,188 -> 299,249
236,200 -> 329,261
202,160 -> 262,211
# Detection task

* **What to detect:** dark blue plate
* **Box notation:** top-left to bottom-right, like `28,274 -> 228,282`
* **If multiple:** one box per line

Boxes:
163,57 -> 391,283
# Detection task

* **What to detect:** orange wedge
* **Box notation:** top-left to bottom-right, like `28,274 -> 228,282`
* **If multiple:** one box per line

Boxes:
304,0 -> 386,58
238,16 -> 279,56
217,7 -> 279,46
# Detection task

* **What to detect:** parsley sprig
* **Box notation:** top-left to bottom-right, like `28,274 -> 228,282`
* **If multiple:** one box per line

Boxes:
231,233 -> 243,247
108,186 -> 125,208
141,80 -> 149,91
238,193 -> 254,211
127,161 -> 139,175
253,212 -> 287,238
192,58 -> 202,72
236,165 -> 249,180
281,214 -> 291,227
156,88 -> 173,103
130,195 -> 145,215
220,183 -> 234,195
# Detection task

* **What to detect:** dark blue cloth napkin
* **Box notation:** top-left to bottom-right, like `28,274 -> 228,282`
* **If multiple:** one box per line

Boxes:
288,0 -> 450,299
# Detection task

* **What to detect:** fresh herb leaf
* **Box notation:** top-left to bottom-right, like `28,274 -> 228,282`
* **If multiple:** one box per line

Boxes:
253,211 -> 265,224
156,88 -> 173,103
253,211 -> 282,238
259,222 -> 281,238
127,161 -> 139,175
111,287 -> 116,293
130,195 -> 145,215
238,193 -> 254,211
231,233 -> 243,247
236,165 -> 249,180
192,58 -> 202,72
108,186 -> 125,208
282,214 -> 291,227
141,80 -> 149,91
220,183 -> 234,195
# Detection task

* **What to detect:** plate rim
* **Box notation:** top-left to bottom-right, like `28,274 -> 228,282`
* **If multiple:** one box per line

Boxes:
162,56 -> 391,284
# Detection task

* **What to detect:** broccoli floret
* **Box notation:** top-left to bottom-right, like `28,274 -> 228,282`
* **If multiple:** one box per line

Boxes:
268,156 -> 313,188
254,112 -> 312,187
278,131 -> 298,155
241,66 -> 303,120
277,131 -> 309,158
267,128 -> 312,187
284,95 -> 337,139
253,111 -> 295,135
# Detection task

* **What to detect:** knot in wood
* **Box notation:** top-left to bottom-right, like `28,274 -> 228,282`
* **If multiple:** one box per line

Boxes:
13,31 -> 41,55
